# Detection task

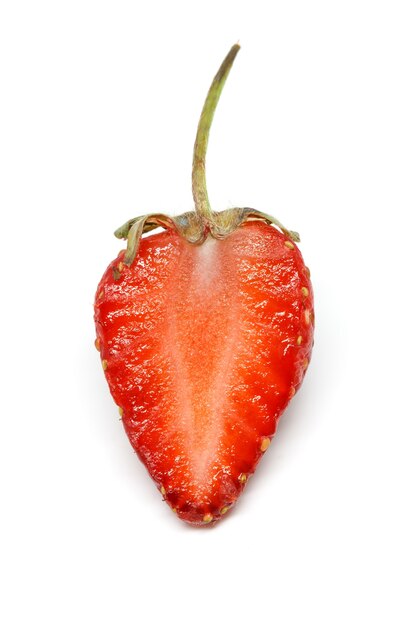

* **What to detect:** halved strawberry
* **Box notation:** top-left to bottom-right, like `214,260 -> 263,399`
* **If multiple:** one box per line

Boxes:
94,44 -> 314,525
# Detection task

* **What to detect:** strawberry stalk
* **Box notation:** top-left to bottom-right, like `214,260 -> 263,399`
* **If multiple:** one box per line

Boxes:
192,43 -> 240,223
114,44 -> 299,266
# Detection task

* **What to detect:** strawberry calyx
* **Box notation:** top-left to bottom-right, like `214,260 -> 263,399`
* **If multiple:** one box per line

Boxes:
115,207 -> 300,266
115,44 -> 299,266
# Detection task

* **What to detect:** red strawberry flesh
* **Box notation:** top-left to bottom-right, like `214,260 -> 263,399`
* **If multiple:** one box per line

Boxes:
94,221 -> 314,525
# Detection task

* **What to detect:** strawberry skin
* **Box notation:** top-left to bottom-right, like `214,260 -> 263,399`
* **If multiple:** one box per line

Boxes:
94,221 -> 313,525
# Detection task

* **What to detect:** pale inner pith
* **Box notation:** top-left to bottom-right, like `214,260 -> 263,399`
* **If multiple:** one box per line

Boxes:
162,237 -> 239,482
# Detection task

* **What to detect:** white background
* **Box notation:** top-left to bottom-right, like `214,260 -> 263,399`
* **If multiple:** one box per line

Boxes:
1,1 -> 416,624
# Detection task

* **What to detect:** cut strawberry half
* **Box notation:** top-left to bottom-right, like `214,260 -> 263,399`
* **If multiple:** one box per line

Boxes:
94,44 -> 314,525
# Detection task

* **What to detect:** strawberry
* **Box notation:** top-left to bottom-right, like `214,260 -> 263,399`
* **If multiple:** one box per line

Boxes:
94,44 -> 314,525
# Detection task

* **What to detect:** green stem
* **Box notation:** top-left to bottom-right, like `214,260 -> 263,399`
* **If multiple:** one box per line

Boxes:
192,43 -> 240,222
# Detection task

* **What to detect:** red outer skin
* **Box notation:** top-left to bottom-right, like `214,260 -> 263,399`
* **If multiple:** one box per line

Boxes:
94,221 -> 314,525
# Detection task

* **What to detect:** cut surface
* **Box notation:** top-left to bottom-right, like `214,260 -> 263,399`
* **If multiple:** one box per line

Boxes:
94,221 -> 314,524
